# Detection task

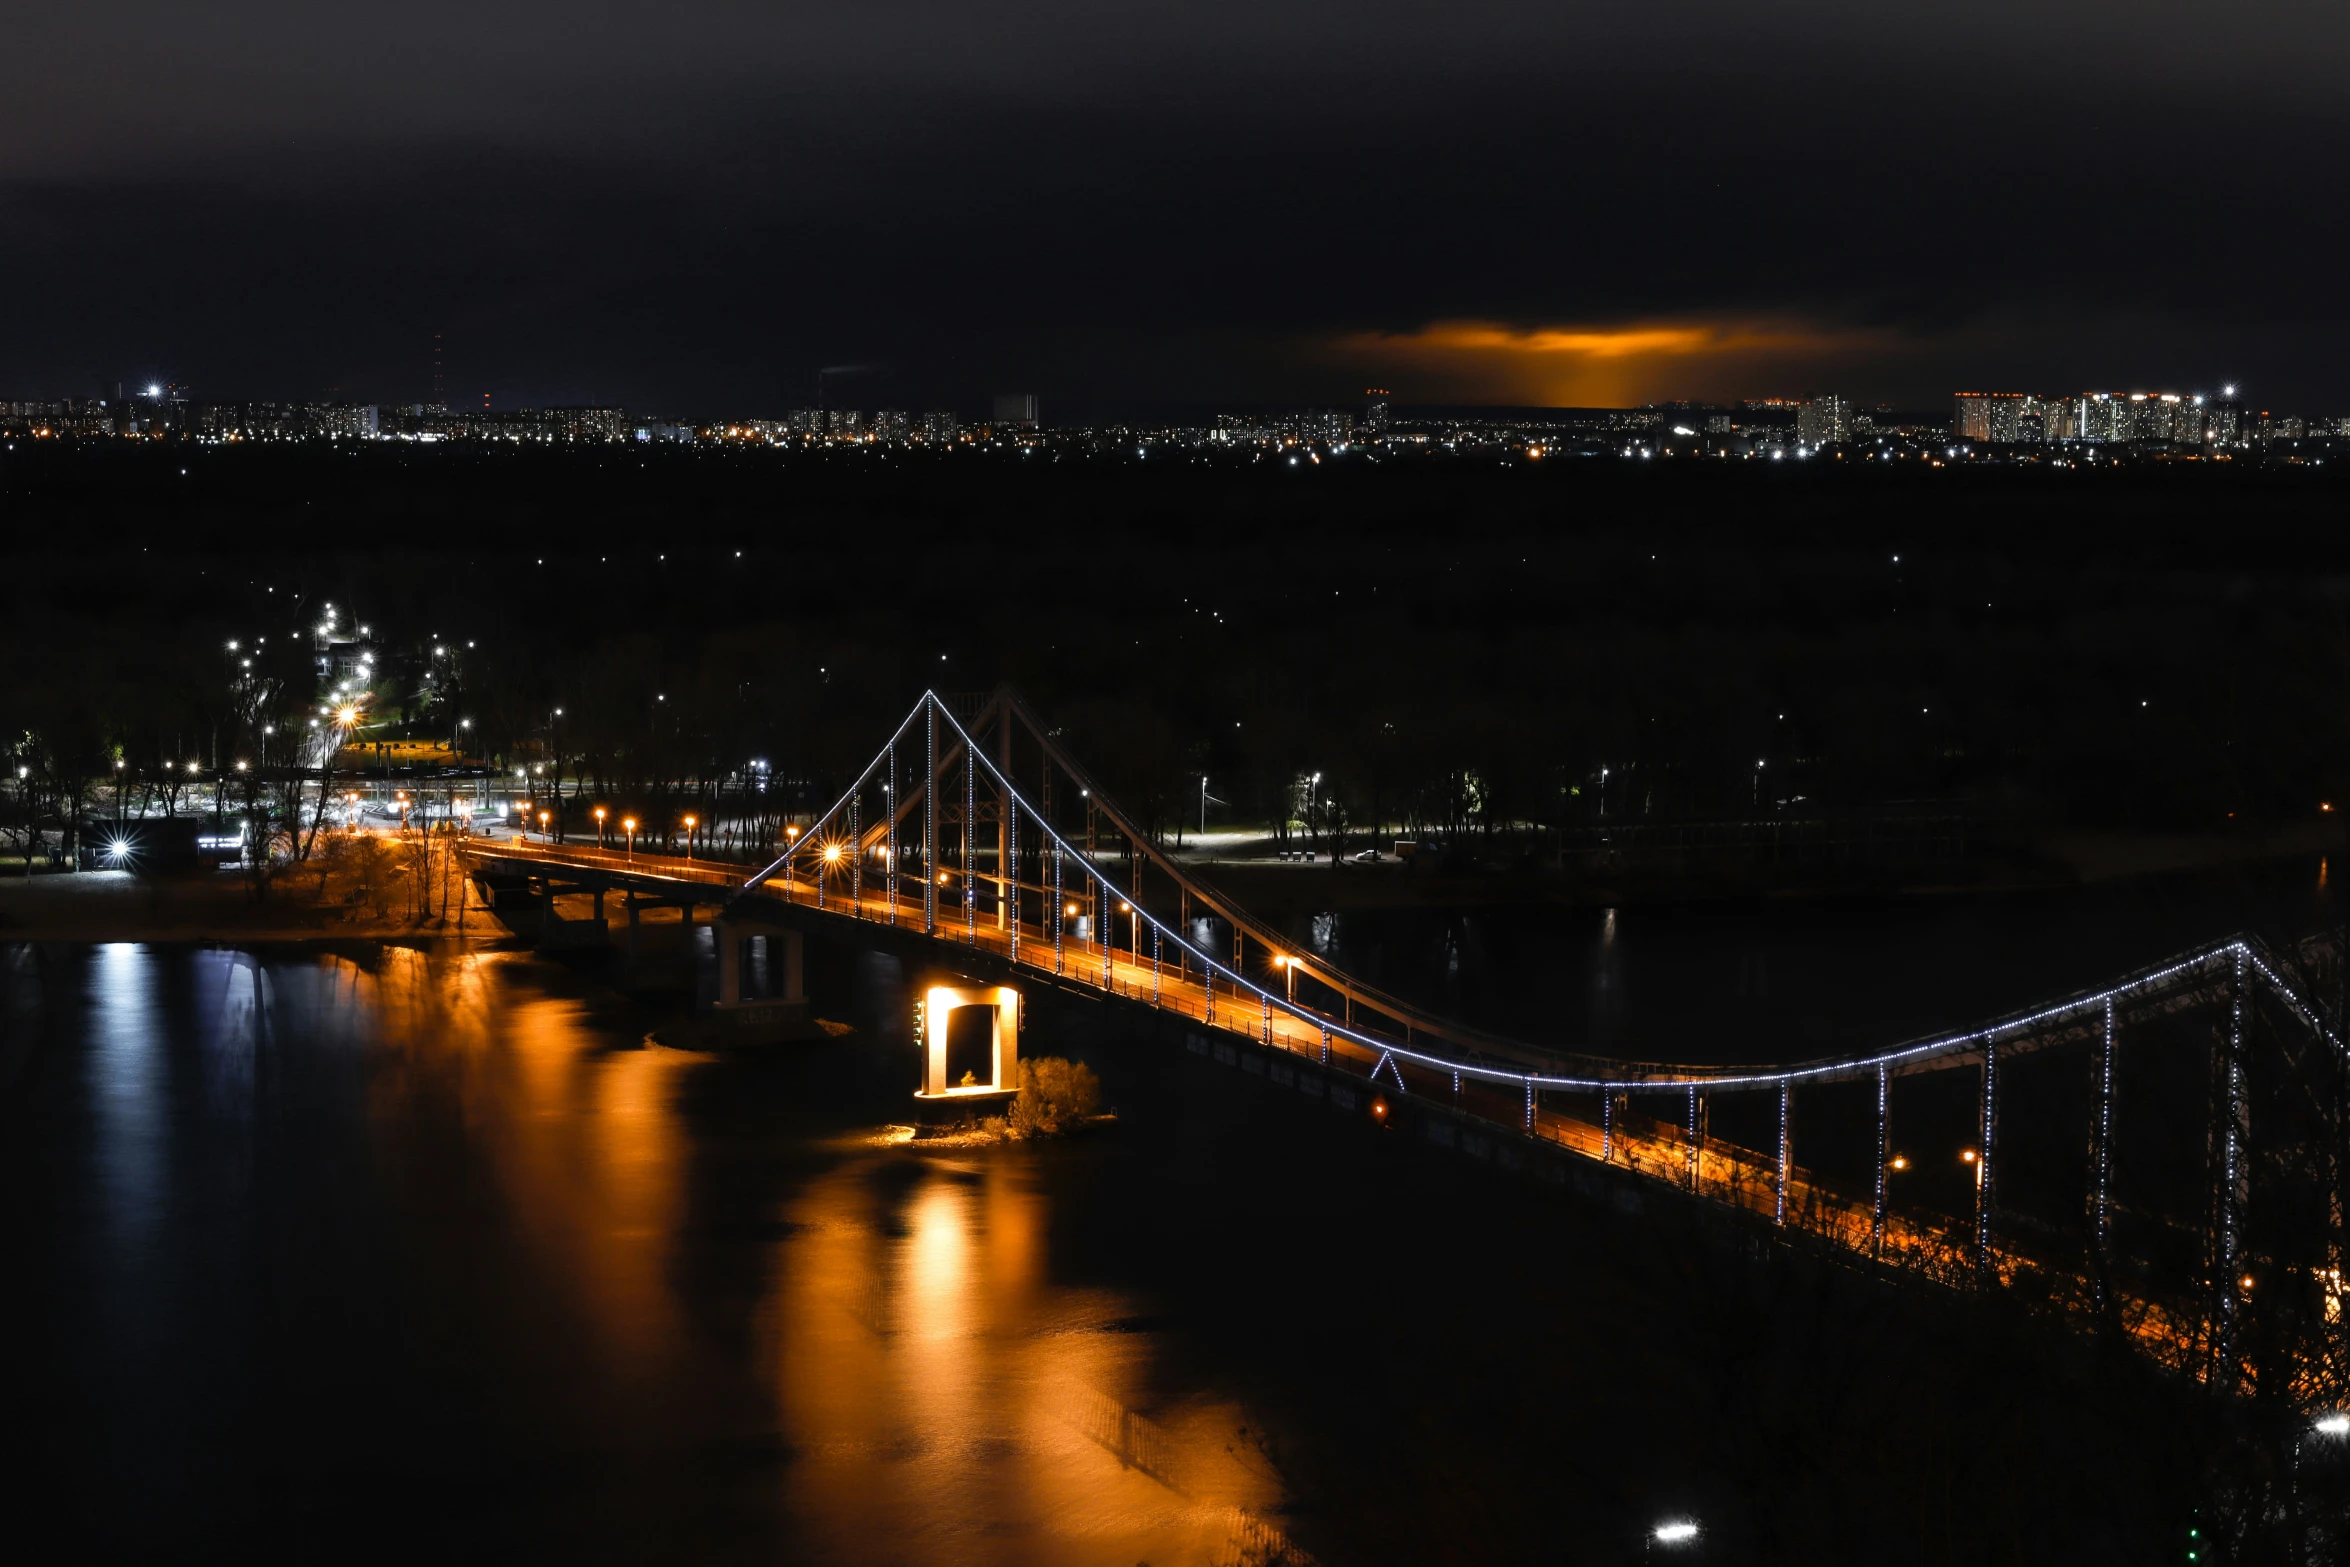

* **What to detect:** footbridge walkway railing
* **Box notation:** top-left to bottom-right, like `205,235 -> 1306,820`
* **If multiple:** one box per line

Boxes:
484,689 -> 2350,1410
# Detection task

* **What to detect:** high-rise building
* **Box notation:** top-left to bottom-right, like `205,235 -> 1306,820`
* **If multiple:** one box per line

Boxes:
2073,393 -> 2117,442
787,409 -> 822,436
991,393 -> 1039,429
872,410 -> 910,443
827,409 -> 864,438
1796,394 -> 1851,446
1362,391 -> 1391,432
919,410 -> 959,444
1952,392 -> 2030,442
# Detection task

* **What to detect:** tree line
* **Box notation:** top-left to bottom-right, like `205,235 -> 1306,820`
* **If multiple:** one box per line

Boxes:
7,442 -> 2350,879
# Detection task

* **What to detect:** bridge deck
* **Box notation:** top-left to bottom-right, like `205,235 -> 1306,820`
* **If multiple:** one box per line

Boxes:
467,834 -> 2202,1376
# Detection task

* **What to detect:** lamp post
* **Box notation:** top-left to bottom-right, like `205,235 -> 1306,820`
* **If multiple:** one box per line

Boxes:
682,814 -> 697,860
537,810 -> 550,843
594,806 -> 608,848
1275,954 -> 1298,1004
623,816 -> 637,860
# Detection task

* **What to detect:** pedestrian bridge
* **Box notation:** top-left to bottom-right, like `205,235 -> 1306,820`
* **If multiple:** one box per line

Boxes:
469,688 -> 2350,1411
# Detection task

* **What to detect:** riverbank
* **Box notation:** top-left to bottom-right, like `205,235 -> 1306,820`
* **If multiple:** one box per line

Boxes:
0,868 -> 512,944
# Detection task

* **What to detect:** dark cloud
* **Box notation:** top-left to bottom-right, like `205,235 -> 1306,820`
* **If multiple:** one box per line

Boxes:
4,3 -> 2347,412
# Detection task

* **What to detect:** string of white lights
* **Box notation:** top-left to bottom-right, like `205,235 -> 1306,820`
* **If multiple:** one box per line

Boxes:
755,694 -> 2340,1100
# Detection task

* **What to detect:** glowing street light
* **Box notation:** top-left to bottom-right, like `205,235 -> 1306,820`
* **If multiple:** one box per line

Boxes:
1274,953 -> 1298,1003
594,806 -> 608,847
622,817 -> 637,858
537,810 -> 551,841
682,814 -> 697,859
2293,1411 -> 2350,1557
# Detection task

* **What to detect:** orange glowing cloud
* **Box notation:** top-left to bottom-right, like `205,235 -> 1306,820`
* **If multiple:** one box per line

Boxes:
1326,318 -> 1902,406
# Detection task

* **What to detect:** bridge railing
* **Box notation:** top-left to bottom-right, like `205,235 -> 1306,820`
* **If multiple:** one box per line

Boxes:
502,689 -> 2350,1408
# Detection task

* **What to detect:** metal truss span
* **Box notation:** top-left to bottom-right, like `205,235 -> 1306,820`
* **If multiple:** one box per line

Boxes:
737,689 -> 2350,1405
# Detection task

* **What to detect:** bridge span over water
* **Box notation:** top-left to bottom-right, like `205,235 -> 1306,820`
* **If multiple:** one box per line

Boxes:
469,689 -> 2350,1411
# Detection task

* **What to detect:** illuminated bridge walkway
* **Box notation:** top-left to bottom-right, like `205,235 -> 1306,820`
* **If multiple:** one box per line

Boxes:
471,690 -> 2350,1410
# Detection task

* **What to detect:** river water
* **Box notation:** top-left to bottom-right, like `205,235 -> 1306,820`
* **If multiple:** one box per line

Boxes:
2,864 -> 2324,1563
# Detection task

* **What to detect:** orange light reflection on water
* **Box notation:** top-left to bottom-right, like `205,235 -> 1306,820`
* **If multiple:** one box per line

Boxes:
773,1152 -> 1290,1565
354,947 -> 1292,1564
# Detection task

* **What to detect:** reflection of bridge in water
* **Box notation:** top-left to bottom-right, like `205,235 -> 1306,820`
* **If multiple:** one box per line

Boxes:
471,689 -> 2350,1412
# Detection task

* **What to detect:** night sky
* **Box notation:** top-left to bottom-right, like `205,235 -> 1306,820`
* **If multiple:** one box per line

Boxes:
5,2 -> 2345,415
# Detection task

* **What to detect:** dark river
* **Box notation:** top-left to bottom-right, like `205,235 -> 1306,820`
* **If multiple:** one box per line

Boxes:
3,862 -> 2328,1563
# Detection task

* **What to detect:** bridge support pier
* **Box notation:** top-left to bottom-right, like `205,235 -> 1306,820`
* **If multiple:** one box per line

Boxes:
535,878 -> 610,951
913,983 -> 1021,1120
712,917 -> 810,1042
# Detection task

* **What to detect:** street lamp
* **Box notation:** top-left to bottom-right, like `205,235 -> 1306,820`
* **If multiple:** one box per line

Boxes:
594,806 -> 608,847
623,817 -> 637,859
537,810 -> 551,842
682,814 -> 697,859
2293,1411 -> 2350,1561
1274,954 -> 1298,1003
1649,1520 -> 1700,1559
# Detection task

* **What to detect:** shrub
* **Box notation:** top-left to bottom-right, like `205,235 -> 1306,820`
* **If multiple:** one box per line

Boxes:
1008,1057 -> 1101,1138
